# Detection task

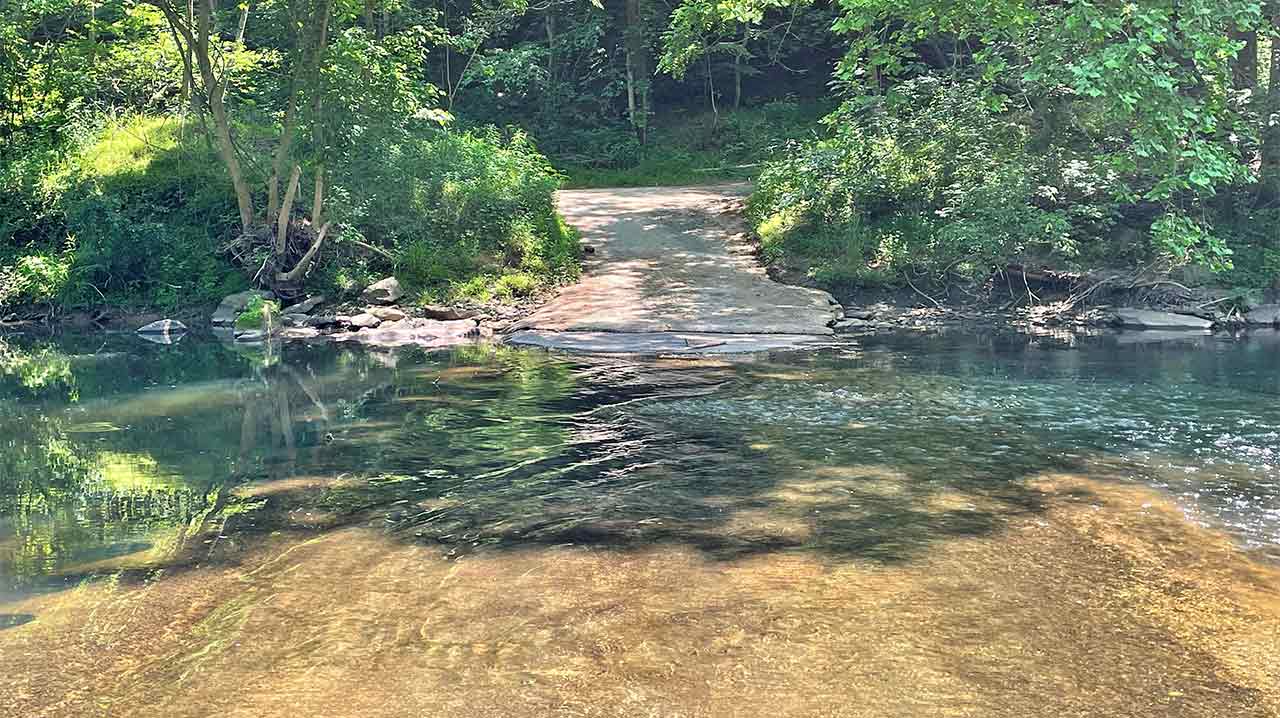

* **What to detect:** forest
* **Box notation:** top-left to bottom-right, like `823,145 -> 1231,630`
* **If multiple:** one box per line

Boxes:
2,0 -> 1279,314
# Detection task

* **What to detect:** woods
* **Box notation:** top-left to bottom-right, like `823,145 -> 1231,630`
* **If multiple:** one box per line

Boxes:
2,0 -> 1279,315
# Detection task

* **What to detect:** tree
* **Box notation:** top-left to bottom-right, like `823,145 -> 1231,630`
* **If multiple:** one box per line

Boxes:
147,0 -> 439,291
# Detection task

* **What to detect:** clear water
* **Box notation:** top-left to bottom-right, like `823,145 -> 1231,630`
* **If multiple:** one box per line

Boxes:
2,330 -> 1278,716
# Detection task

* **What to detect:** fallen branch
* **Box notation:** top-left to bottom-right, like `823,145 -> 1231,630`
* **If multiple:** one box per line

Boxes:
276,221 -> 331,283
344,236 -> 395,261
905,274 -> 945,310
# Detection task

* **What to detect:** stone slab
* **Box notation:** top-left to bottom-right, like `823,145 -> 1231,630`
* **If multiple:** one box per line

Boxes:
506,330 -> 836,355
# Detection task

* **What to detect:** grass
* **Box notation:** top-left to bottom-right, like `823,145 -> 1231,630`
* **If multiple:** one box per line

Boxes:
555,101 -> 832,189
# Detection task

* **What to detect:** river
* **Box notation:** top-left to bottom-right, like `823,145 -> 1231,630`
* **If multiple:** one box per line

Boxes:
1,329 -> 1278,716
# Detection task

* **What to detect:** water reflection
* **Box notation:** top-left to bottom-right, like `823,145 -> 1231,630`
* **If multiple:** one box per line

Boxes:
0,612 -> 34,629
0,330 -> 1278,716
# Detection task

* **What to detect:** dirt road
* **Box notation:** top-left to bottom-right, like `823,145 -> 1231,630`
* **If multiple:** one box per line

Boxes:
509,185 -> 842,353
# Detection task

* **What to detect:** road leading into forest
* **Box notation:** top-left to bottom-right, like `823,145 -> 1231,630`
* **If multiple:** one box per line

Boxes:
508,184 -> 843,354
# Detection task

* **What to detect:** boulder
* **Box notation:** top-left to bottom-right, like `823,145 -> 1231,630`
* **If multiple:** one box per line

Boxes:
281,295 -> 325,315
278,326 -> 321,340
136,319 -> 187,335
367,306 -> 407,322
844,308 -> 876,321
421,304 -> 480,321
361,277 -> 404,305
1114,309 -> 1213,330
344,313 -> 382,329
234,330 -> 267,343
1245,304 -> 1280,326
305,315 -> 341,328
212,290 -> 274,326
834,318 -> 871,332
282,314 -> 311,327
408,318 -> 478,336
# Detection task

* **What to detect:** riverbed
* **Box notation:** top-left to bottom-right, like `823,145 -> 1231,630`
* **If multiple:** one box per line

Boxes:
1,330 -> 1278,717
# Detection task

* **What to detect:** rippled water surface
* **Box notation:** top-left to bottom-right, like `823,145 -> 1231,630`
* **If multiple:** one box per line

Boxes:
1,330 -> 1278,717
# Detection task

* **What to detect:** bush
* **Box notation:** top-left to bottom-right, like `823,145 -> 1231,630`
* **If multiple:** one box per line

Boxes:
0,116 -> 245,311
0,253 -> 72,306
750,78 -> 1074,289
234,295 -> 280,330
334,127 -> 579,302
1,118 -> 579,313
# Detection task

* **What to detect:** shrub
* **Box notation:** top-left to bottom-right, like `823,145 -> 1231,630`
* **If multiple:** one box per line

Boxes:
335,127 -> 577,301
750,78 -> 1073,287
0,116 -> 246,311
234,295 -> 280,330
0,253 -> 72,306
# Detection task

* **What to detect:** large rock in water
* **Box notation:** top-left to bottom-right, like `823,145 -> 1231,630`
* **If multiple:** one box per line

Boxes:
137,319 -> 187,334
361,277 -> 404,305
1115,309 -> 1213,330
1245,304 -> 1280,325
136,319 -> 187,344
211,290 -> 274,326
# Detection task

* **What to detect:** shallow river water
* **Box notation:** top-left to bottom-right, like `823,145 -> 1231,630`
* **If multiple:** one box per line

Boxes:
1,329 -> 1278,717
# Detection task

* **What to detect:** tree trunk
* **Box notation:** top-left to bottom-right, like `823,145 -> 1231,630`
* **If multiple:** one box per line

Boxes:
181,0 -> 255,231
706,52 -> 718,129
235,2 -> 249,44
267,93 -> 297,223
623,0 -> 648,144
311,168 -> 325,227
733,51 -> 743,110
277,164 -> 301,254
1262,13 -> 1280,201
1231,28 -> 1258,92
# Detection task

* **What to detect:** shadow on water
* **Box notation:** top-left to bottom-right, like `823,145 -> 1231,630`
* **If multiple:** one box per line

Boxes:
0,613 -> 35,630
2,328 -> 1278,600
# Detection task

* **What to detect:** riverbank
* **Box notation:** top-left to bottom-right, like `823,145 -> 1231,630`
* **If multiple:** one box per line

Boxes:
7,183 -> 1280,354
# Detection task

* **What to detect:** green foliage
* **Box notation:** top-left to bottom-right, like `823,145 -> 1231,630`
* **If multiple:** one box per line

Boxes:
666,0 -> 1280,288
1151,214 -> 1233,274
562,101 -> 829,188
750,78 -> 1070,287
334,127 -> 577,300
234,295 -> 281,330
0,253 -> 72,306
1,117 -> 248,310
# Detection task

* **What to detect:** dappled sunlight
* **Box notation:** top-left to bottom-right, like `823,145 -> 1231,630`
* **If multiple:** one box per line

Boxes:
3,474 -> 1278,718
2,332 -> 1280,716
516,186 -> 839,336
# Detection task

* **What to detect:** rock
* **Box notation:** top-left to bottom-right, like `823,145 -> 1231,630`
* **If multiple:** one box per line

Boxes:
421,304 -> 480,321
366,306 -> 406,322
1245,304 -> 1280,326
281,295 -> 325,315
278,326 -> 320,340
834,318 -> 870,332
408,318 -> 478,336
845,308 -> 876,321
1114,309 -> 1213,330
212,290 -> 274,326
235,330 -> 267,343
344,313 -> 382,329
305,315 -> 341,328
137,319 -> 187,335
361,277 -> 404,305
282,313 -> 311,327
333,318 -> 480,348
